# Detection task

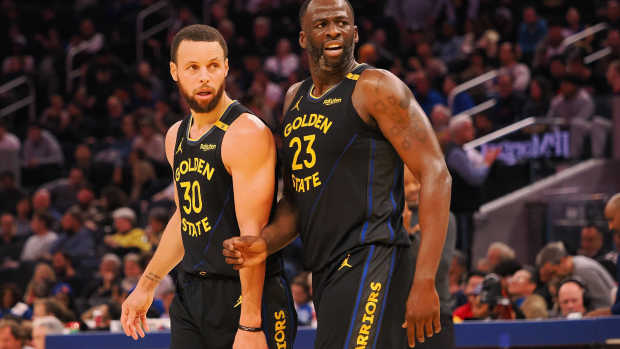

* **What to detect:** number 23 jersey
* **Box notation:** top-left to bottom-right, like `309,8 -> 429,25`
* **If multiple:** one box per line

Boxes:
280,65 -> 410,272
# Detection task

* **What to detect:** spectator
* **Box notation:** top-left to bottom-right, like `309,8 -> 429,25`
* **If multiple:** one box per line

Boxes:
546,74 -> 600,158
21,124 -> 64,189
563,7 -> 583,37
0,121 -> 20,185
486,242 -> 516,271
40,95 -> 69,137
24,263 -> 56,306
533,22 -> 566,69
507,268 -> 540,308
102,95 -> 125,140
120,253 -> 143,294
412,71 -> 445,116
443,75 -> 474,115
264,38 -> 299,81
0,319 -> 24,349
0,284 -> 31,320
497,42 -> 531,93
579,226 -> 610,260
586,193 -> 620,317
67,18 -> 104,56
523,76 -> 552,117
430,105 -> 452,148
557,278 -> 589,318
536,241 -> 615,309
42,168 -> 88,214
0,172 -> 24,215
32,298 -> 74,322
135,61 -> 164,101
291,275 -> 314,327
488,74 -> 526,130
31,190 -> 60,225
50,251 -> 82,300
20,213 -> 58,262
414,41 -> 448,81
31,315 -> 65,349
50,207 -> 94,260
460,50 -> 490,102
449,250 -> 468,304
445,115 -> 500,261
453,271 -> 486,322
103,207 -> 150,254
144,207 -> 169,249
520,294 -> 549,319
606,0 -> 620,28
81,254 -> 122,309
132,116 -> 165,165
14,198 -> 31,237
518,6 -> 547,63
0,214 -> 25,269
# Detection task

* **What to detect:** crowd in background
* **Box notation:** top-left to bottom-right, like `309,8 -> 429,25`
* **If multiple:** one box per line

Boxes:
1,0 -> 620,347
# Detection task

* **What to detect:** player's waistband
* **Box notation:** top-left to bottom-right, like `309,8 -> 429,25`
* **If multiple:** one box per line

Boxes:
181,269 -> 283,281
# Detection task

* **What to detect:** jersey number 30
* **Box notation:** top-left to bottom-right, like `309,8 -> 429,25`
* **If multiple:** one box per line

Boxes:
180,181 -> 203,214
289,134 -> 316,170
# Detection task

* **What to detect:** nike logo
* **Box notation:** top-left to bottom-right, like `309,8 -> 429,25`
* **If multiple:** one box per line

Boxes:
338,254 -> 352,271
233,295 -> 242,308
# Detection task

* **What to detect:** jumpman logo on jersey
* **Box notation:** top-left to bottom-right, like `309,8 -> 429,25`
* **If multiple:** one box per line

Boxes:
291,96 -> 302,112
176,141 -> 183,155
338,254 -> 353,271
233,295 -> 242,308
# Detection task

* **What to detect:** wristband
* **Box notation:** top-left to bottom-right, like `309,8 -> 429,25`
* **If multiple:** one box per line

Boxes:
238,324 -> 262,332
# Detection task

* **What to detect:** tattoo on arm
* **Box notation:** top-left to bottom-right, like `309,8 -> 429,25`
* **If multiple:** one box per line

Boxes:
144,272 -> 161,283
372,74 -> 428,150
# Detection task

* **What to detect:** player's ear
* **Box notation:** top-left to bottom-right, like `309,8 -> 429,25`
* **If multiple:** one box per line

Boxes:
299,31 -> 306,49
354,25 -> 359,44
170,61 -> 178,82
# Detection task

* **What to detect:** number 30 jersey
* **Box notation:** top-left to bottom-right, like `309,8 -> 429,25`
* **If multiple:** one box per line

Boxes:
173,101 -> 281,278
280,65 -> 410,273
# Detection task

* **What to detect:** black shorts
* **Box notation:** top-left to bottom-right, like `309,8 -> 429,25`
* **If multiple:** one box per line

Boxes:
312,244 -> 414,349
170,272 -> 297,349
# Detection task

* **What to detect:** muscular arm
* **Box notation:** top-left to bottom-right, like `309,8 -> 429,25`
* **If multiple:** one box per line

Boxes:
136,122 -> 185,292
356,68 -> 451,286
223,114 -> 277,327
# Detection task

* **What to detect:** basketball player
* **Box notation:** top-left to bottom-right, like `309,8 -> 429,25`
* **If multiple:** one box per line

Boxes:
120,25 -> 296,349
223,0 -> 451,348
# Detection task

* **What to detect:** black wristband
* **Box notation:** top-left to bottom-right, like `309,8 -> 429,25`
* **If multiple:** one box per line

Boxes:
238,324 -> 262,332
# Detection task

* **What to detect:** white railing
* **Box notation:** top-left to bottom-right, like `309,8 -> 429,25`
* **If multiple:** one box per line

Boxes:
448,70 -> 497,109
562,22 -> 608,48
584,47 -> 612,65
459,99 -> 497,118
463,117 -> 567,151
0,75 -> 36,120
65,45 -> 87,93
137,0 -> 173,62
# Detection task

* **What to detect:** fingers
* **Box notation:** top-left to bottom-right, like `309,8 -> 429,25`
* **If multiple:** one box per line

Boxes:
135,316 -> 146,338
415,319 -> 425,344
121,306 -> 130,337
402,320 -> 415,348
433,313 -> 442,334
141,312 -> 149,334
424,317 -> 434,339
222,238 -> 238,252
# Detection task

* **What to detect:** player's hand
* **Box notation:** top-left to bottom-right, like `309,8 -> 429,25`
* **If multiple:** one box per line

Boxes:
222,236 -> 268,270
233,329 -> 268,349
402,280 -> 441,347
121,287 -> 153,340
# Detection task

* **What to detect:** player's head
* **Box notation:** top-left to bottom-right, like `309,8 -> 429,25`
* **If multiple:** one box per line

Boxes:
298,0 -> 358,72
170,24 -> 229,114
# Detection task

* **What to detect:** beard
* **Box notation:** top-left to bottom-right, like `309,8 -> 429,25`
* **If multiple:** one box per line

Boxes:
306,35 -> 355,72
178,80 -> 225,113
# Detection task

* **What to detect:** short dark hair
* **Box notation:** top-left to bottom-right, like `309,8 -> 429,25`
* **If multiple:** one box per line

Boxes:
299,0 -> 355,26
170,24 -> 228,63
34,212 -> 54,229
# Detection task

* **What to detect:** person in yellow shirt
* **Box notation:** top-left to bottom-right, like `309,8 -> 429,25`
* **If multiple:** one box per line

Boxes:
104,207 -> 151,253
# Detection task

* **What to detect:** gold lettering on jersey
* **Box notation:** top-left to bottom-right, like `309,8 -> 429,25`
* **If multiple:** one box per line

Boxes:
200,144 -> 216,151
355,282 -> 382,349
291,172 -> 322,192
323,98 -> 342,106
274,310 -> 287,348
181,216 -> 212,237
283,114 -> 333,138
175,157 -> 215,182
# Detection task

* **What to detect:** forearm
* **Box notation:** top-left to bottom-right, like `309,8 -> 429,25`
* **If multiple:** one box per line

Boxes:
262,196 -> 299,255
137,210 -> 184,292
413,166 -> 451,285
239,261 -> 265,327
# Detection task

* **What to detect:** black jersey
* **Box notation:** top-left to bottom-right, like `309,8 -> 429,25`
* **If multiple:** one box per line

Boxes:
174,101 -> 281,277
280,65 -> 410,272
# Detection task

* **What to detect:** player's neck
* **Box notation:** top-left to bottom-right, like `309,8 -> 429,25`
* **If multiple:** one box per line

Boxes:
309,59 -> 359,96
190,94 -> 234,129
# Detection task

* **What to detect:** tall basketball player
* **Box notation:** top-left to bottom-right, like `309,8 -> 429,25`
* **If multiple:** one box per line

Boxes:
120,25 -> 296,349
223,0 -> 451,348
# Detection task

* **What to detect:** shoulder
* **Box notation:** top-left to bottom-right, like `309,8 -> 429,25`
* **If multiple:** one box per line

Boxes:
356,68 -> 410,102
222,112 -> 275,169
164,120 -> 183,165
357,68 -> 401,91
282,81 -> 305,112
